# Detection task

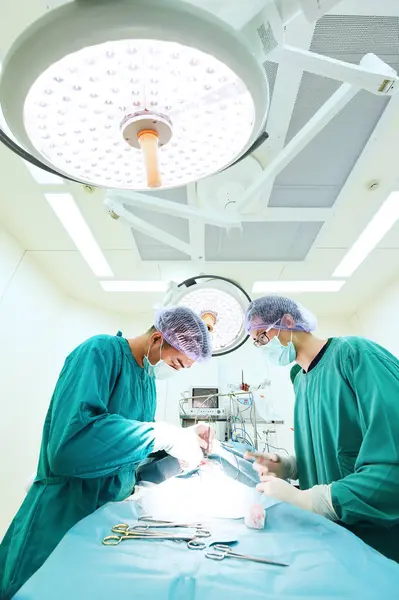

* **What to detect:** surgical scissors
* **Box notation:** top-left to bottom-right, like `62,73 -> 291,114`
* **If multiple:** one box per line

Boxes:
205,544 -> 289,567
112,522 -> 211,538
187,539 -> 207,550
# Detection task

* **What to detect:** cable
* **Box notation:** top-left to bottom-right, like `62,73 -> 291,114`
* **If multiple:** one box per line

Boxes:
179,398 -> 188,416
261,442 -> 289,456
267,443 -> 289,456
231,427 -> 254,447
193,393 -> 219,426
213,444 -> 240,481
249,392 -> 258,450
229,393 -> 256,448
233,436 -> 251,446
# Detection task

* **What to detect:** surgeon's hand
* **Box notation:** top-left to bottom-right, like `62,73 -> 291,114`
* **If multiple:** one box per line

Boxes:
256,477 -> 313,512
152,422 -> 205,470
245,451 -> 297,480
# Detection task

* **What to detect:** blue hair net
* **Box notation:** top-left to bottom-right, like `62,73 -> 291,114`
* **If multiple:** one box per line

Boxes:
245,296 -> 317,333
154,306 -> 212,362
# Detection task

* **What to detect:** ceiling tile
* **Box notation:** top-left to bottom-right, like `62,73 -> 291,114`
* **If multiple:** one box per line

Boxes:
311,15 -> 399,58
276,91 -> 388,197
132,232 -> 191,261
205,222 -> 323,261
269,184 -> 339,208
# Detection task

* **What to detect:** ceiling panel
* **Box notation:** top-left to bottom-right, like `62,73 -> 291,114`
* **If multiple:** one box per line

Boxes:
205,222 -> 323,262
132,233 -> 191,261
125,207 -> 189,243
263,60 -> 278,101
283,13 -> 398,144
284,73 -> 341,143
311,15 -> 399,58
271,91 -> 389,210
146,187 -> 188,205
284,83 -> 389,151
269,184 -> 339,209
125,203 -> 190,261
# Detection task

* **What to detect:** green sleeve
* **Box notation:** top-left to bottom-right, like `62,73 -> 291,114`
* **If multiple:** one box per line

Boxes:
290,363 -> 302,385
47,337 -> 156,479
331,346 -> 399,527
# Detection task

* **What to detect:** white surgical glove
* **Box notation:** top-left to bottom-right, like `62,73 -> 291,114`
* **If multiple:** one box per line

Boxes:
257,477 -> 312,511
152,422 -> 207,470
190,422 -> 216,455
257,477 -> 338,521
246,451 -> 298,480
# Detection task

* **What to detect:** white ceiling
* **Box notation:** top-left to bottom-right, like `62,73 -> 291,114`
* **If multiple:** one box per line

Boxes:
1,0 -> 399,317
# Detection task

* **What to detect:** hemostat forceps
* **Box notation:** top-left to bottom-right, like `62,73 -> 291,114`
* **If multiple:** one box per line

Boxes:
138,517 -> 210,536
102,531 -> 201,546
113,522 -> 211,538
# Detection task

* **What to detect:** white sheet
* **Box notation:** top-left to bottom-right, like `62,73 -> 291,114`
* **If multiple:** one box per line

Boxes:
134,461 -> 262,520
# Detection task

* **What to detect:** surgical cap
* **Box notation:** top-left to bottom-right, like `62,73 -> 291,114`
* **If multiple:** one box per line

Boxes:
154,306 -> 212,362
245,296 -> 317,333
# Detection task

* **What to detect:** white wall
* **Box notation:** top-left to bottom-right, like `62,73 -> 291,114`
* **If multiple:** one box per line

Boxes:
1,227 -> 62,535
353,279 -> 399,356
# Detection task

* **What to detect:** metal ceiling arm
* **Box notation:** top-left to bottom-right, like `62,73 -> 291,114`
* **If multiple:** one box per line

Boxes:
251,8 -> 314,212
107,190 -> 241,228
187,183 -> 206,265
269,48 -> 399,95
236,82 -> 358,212
104,198 -> 199,259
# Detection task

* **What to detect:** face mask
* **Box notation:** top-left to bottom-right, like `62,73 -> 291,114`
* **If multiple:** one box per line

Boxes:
262,332 -> 296,367
143,343 -> 178,380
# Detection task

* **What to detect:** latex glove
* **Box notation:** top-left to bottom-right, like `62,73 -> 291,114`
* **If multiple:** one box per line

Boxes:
245,503 -> 266,530
152,422 -> 205,470
256,477 -> 313,512
189,422 -> 215,455
246,451 -> 297,480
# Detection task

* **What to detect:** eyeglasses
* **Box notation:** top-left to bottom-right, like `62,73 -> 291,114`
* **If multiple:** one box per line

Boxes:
253,320 -> 280,347
253,332 -> 271,347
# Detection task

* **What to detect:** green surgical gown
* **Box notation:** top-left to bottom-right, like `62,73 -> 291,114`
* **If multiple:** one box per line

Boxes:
294,337 -> 399,562
0,334 -> 157,599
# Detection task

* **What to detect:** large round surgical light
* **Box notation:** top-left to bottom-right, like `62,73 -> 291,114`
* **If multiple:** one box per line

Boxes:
0,0 -> 269,190
164,275 -> 252,356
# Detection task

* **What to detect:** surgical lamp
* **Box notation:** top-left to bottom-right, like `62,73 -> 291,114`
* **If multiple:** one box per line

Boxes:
1,0 -> 397,194
163,275 -> 252,356
0,0 -> 269,191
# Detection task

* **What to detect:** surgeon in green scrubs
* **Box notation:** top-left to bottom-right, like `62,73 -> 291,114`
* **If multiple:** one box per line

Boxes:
0,306 -> 213,599
245,296 -> 399,563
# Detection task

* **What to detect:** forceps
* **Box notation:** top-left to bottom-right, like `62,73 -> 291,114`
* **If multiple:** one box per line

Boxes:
113,522 -> 211,538
103,532 -> 199,546
139,517 -> 206,528
205,544 -> 289,567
